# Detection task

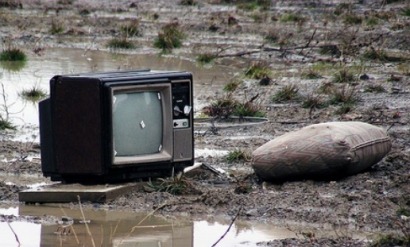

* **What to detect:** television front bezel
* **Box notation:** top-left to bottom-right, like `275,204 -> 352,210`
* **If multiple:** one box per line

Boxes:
108,83 -> 173,166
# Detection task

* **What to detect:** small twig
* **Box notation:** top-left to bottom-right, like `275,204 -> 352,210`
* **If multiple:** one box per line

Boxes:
387,122 -> 395,132
59,206 -> 79,244
83,35 -> 97,56
7,221 -> 20,245
78,195 -> 96,247
211,206 -> 242,247
299,28 -> 317,56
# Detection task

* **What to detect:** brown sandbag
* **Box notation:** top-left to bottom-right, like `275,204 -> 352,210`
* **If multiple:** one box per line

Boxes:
252,121 -> 392,181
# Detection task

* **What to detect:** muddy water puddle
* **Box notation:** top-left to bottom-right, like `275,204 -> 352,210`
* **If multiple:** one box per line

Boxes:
0,47 -> 237,128
0,205 -> 297,247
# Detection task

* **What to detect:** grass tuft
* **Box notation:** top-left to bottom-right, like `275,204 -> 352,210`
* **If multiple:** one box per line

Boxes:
203,95 -> 265,118
279,13 -> 306,24
120,20 -> 141,37
225,149 -> 251,163
236,0 -> 271,11
233,102 -> 266,118
244,61 -> 271,79
223,79 -> 242,92
362,48 -> 388,61
19,86 -> 47,102
107,38 -> 135,49
179,0 -> 197,6
0,48 -> 27,62
328,84 -> 358,106
49,19 -> 64,35
196,53 -> 216,64
144,173 -> 195,195
364,84 -> 386,93
332,68 -> 355,83
343,13 -> 363,25
301,69 -> 322,80
401,7 -> 410,17
154,22 -> 185,52
0,119 -> 15,130
272,84 -> 300,103
302,94 -> 327,109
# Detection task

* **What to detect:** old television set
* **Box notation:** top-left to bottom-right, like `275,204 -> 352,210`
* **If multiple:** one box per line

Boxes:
39,69 -> 194,183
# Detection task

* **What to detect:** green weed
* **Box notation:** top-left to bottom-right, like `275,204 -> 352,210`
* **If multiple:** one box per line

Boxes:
0,48 -> 26,62
233,102 -> 266,118
362,48 -> 388,61
235,0 -> 271,11
202,97 -> 238,118
384,0 -> 405,3
335,103 -> 355,115
343,13 -> 363,25
154,22 -> 185,52
272,84 -> 300,103
223,79 -> 242,92
0,60 -> 26,71
144,173 -> 194,195
19,86 -> 47,102
301,69 -> 322,80
279,13 -> 306,24
0,118 -> 15,130
328,84 -> 358,106
49,19 -> 64,35
0,0 -> 22,8
364,84 -> 386,93
179,0 -> 197,6
264,31 -> 279,44
120,20 -> 141,37
332,68 -> 356,83
196,53 -> 216,64
333,3 -> 351,16
319,45 -> 341,57
250,11 -> 268,23
203,95 -> 265,118
365,16 -> 379,27
106,38 -> 135,49
244,61 -> 271,79
401,7 -> 410,17
301,94 -> 327,109
397,207 -> 410,218
225,149 -> 251,163
57,0 -> 75,4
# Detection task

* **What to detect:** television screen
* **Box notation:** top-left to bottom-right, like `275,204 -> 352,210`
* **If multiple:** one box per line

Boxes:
113,91 -> 163,156
110,83 -> 173,166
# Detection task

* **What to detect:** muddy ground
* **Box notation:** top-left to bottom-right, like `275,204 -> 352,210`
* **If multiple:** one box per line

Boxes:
1,0 -> 410,246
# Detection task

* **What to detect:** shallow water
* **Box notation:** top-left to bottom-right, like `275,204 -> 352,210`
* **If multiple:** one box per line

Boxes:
0,205 -> 298,247
0,47 -> 237,128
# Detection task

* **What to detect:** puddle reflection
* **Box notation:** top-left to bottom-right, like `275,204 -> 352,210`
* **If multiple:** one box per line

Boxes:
0,205 -> 297,247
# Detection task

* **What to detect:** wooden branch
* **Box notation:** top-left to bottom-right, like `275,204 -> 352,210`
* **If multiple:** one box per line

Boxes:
211,206 -> 242,247
7,222 -> 20,245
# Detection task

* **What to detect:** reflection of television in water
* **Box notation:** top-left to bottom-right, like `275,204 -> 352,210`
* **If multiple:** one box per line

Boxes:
39,69 -> 194,183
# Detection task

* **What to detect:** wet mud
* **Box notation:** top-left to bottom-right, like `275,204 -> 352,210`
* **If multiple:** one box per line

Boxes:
1,0 -> 409,246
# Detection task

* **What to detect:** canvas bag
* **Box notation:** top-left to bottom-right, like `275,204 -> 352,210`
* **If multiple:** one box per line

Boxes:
252,122 -> 392,181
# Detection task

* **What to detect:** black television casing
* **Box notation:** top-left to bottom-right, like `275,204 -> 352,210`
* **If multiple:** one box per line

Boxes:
39,69 -> 194,183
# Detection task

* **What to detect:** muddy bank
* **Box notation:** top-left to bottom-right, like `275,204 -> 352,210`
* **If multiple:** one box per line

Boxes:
1,0 -> 410,246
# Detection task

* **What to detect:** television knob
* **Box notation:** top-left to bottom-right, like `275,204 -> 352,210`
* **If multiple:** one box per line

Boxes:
184,105 -> 192,116
173,106 -> 182,116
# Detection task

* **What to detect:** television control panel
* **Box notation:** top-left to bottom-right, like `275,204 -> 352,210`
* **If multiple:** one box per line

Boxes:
172,81 -> 191,128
